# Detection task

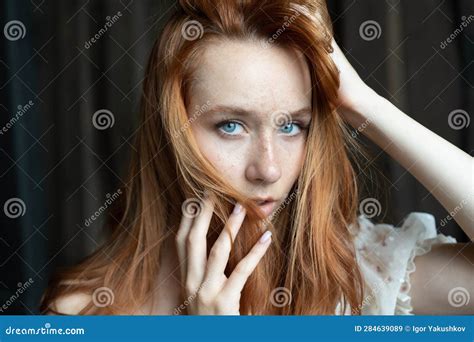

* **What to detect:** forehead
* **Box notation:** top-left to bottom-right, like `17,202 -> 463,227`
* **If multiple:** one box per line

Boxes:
188,39 -> 312,112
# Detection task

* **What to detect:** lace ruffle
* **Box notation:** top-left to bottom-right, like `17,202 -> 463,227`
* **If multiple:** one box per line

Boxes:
395,232 -> 456,315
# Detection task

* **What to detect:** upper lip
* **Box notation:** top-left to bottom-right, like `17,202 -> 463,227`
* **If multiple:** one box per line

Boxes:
252,197 -> 276,204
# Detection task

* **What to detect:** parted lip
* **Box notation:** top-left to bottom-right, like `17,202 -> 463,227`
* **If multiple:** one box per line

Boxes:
252,197 -> 276,205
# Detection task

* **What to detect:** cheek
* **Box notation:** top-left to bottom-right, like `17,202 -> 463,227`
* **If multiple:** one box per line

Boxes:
278,140 -> 306,182
193,129 -> 247,178
205,149 -> 245,178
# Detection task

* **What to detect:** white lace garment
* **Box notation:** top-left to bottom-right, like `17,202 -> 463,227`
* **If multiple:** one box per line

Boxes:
335,212 -> 457,315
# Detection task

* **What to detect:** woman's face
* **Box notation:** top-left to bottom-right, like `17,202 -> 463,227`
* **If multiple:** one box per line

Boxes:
187,39 -> 312,217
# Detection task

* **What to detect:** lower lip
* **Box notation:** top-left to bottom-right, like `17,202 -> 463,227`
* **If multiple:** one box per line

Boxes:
257,201 -> 277,216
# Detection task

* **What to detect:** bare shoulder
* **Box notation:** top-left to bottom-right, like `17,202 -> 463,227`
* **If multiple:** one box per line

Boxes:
47,292 -> 92,315
410,242 -> 474,314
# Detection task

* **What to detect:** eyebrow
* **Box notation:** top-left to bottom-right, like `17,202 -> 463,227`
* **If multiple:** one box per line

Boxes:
202,105 -> 312,118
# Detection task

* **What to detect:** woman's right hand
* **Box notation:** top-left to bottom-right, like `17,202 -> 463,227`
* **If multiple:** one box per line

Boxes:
175,194 -> 273,315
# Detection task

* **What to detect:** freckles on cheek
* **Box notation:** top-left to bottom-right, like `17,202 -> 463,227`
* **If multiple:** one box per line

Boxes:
278,140 -> 306,175
279,139 -> 305,160
200,141 -> 245,175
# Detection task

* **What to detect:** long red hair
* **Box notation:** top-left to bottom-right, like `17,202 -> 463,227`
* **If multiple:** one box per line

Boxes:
41,0 -> 364,315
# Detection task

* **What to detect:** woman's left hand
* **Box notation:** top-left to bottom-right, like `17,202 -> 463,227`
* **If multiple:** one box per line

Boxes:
328,38 -> 378,118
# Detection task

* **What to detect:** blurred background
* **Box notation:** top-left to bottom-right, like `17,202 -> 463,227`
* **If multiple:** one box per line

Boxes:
0,0 -> 472,314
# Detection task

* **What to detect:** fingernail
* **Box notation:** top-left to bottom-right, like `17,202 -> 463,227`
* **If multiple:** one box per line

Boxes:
259,230 -> 272,244
233,202 -> 243,214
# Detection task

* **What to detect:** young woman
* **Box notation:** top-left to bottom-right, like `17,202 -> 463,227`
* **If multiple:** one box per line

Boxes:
40,0 -> 473,315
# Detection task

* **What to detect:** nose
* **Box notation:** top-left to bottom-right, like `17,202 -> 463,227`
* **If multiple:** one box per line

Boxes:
245,135 -> 281,184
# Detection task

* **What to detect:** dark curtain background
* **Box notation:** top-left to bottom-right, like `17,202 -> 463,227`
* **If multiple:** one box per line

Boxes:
0,0 -> 472,314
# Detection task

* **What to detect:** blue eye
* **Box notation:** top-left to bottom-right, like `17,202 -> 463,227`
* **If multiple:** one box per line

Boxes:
217,121 -> 244,135
280,122 -> 302,136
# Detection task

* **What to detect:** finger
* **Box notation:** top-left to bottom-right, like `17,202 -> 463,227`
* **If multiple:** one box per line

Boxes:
175,208 -> 194,287
222,230 -> 272,295
205,203 -> 246,280
185,194 -> 215,292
